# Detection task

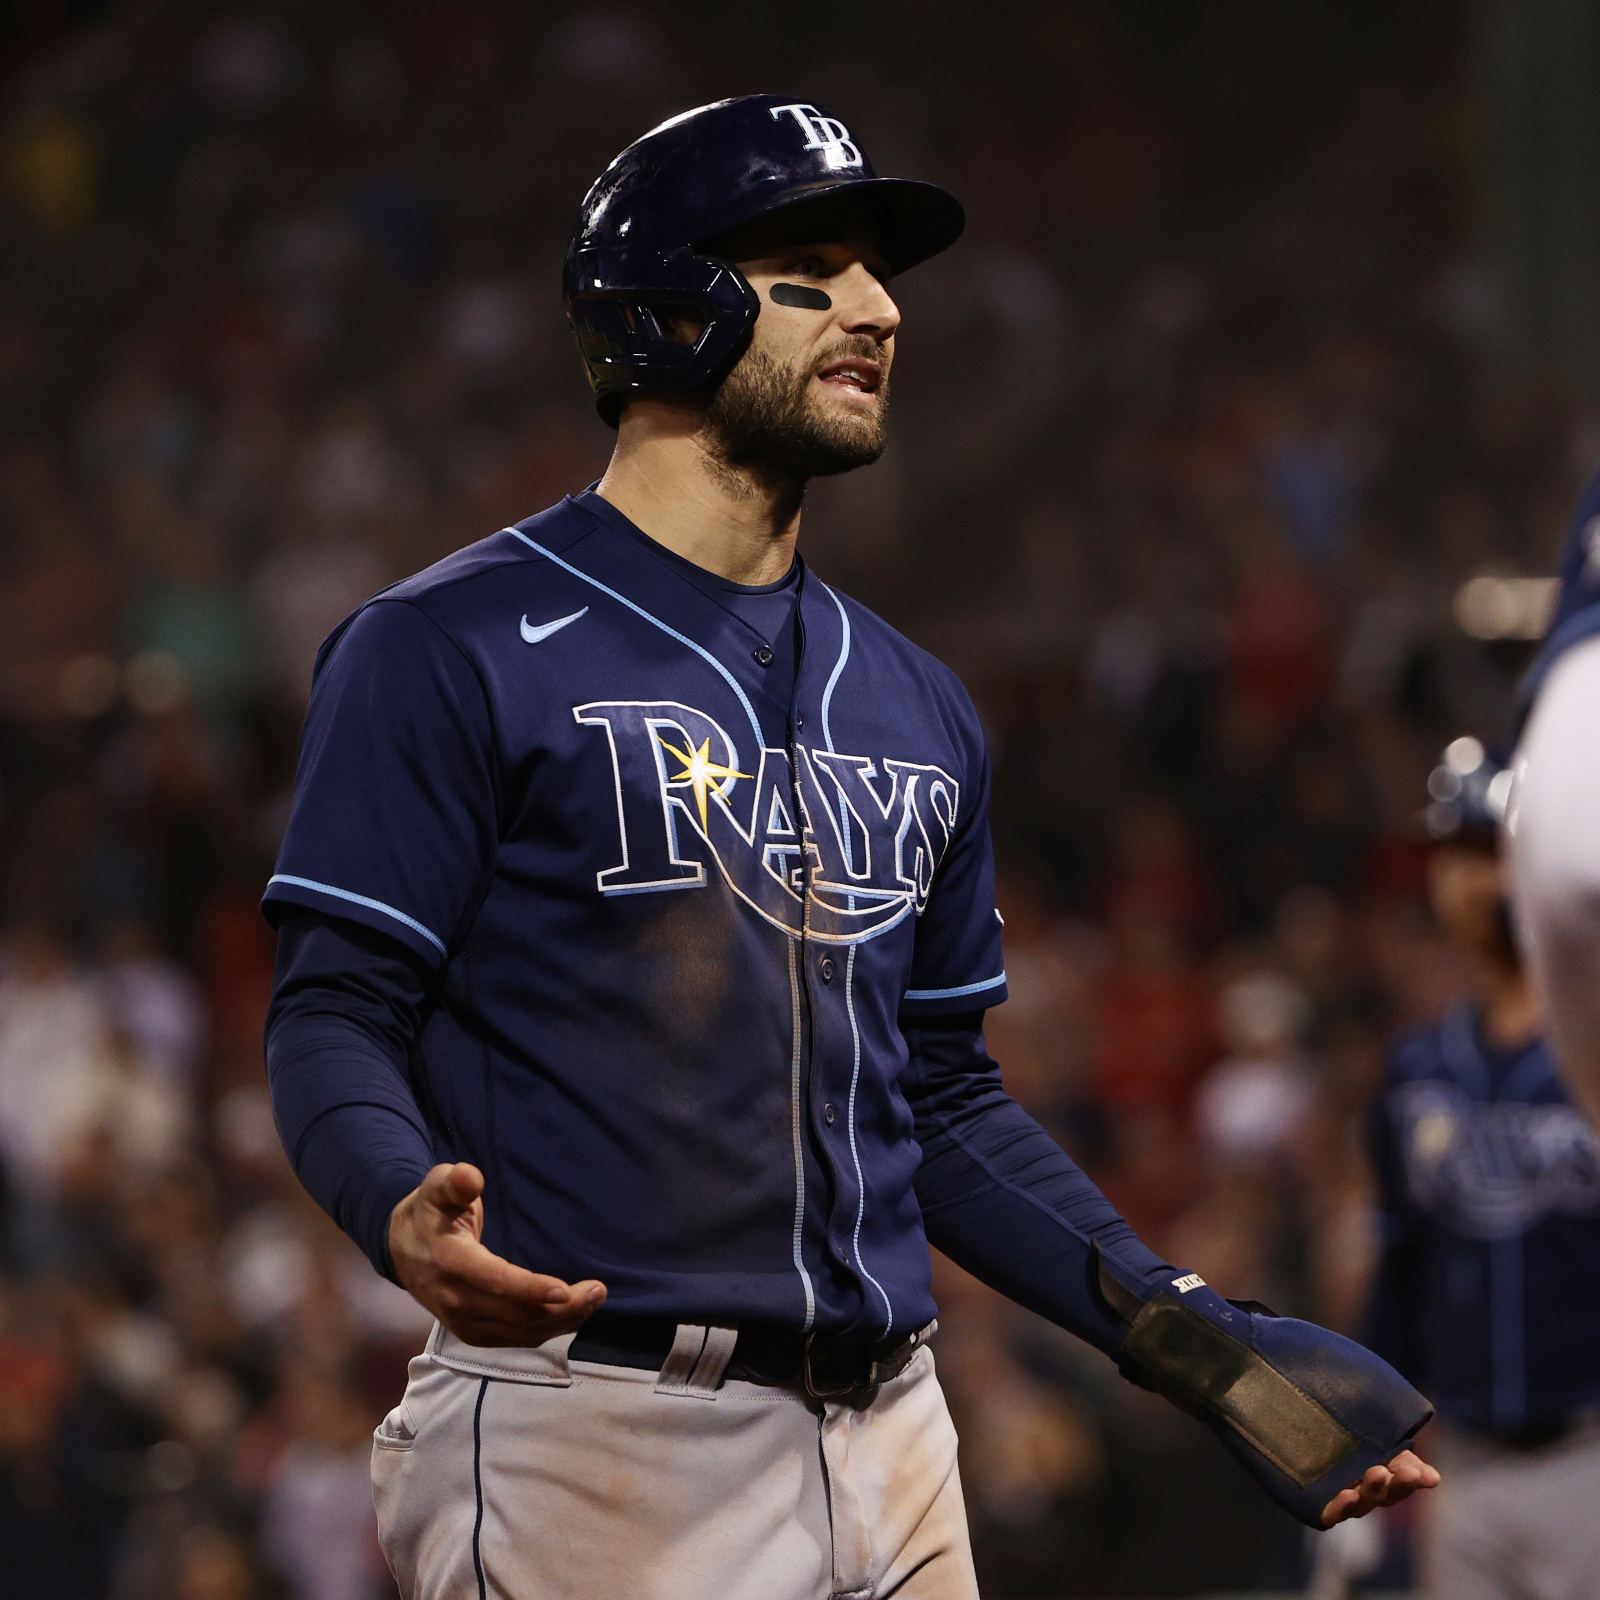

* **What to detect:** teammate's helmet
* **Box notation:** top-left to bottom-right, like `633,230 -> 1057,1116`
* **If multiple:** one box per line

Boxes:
563,95 -> 964,424
1424,737 -> 1511,843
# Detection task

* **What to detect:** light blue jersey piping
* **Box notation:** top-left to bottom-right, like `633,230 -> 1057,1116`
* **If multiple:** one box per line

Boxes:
904,972 -> 1008,1002
503,526 -> 765,751
819,588 -> 894,1334
266,874 -> 446,957
844,943 -> 894,1335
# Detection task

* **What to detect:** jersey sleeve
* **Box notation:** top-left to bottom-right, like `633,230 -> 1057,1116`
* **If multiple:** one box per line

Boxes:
262,599 -> 499,969
898,690 -> 1007,1018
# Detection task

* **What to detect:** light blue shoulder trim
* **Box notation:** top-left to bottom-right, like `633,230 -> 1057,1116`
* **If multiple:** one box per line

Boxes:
266,875 -> 447,958
903,971 -> 1008,1002
503,526 -> 765,750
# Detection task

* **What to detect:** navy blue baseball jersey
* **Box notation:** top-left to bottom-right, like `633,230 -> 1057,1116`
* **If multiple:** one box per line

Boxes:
1516,463 -> 1600,729
1364,1004 -> 1600,1433
264,490 -> 1011,1342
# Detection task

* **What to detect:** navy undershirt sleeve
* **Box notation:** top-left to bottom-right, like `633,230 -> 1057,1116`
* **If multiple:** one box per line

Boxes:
904,1010 -> 1170,1358
265,908 -> 439,1280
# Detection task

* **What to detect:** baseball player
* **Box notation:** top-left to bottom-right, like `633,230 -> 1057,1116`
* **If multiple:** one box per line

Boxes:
1509,466 -> 1600,1132
1363,742 -> 1600,1598
263,96 -> 1437,1600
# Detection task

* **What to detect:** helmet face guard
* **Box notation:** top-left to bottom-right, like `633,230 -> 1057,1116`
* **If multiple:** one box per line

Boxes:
563,95 -> 964,425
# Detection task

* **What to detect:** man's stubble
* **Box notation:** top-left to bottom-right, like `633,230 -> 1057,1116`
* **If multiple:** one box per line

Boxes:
701,335 -> 890,487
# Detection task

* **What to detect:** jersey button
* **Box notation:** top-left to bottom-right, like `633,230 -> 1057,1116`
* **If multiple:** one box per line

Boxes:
824,1103 -> 837,1125
753,645 -> 774,666
819,957 -> 835,983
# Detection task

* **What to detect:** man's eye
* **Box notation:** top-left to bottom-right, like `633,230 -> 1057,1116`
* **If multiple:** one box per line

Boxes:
785,256 -> 827,277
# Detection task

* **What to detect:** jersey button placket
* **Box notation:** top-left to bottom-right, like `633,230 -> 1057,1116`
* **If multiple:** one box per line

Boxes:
790,602 -> 851,1293
787,608 -> 827,1307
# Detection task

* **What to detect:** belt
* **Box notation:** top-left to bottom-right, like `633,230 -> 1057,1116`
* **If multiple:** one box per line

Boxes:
568,1312 -> 935,1397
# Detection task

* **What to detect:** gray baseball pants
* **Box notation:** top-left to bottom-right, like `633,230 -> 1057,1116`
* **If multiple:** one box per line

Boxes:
371,1322 -> 979,1600
1422,1421 -> 1600,1600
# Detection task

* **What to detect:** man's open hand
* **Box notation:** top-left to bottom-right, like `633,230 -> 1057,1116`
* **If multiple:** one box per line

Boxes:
1320,1448 -> 1440,1527
389,1163 -> 607,1347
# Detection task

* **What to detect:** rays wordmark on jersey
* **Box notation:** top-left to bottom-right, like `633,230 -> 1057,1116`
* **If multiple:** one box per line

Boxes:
1398,1080 -> 1600,1238
576,700 -> 958,943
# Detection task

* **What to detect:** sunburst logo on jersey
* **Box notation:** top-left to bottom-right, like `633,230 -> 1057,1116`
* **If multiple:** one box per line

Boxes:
657,734 -> 751,832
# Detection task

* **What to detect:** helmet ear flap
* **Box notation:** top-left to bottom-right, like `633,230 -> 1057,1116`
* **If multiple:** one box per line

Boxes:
564,249 -> 759,425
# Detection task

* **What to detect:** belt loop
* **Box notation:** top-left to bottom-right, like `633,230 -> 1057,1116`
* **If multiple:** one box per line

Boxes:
688,1326 -> 738,1392
655,1324 -> 737,1398
654,1323 -> 707,1392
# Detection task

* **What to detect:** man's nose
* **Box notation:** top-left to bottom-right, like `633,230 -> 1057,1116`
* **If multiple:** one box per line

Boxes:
836,262 -> 900,342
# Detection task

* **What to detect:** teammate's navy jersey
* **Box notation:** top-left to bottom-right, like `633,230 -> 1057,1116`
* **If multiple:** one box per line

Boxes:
1515,463 -> 1600,732
1364,1004 -> 1600,1433
263,490 -> 1007,1341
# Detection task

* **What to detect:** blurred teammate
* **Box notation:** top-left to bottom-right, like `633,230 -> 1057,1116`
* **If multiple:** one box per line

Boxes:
1509,469 -> 1600,1129
1364,741 -> 1600,1600
264,97 -> 1435,1599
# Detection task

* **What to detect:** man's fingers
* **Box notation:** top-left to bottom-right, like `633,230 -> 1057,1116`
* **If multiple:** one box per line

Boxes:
434,1276 -> 607,1347
541,1278 -> 607,1309
1385,1448 -> 1441,1489
1320,1486 -> 1364,1526
412,1162 -> 487,1223
1320,1450 -> 1442,1526
1321,1471 -> 1386,1526
442,1162 -> 486,1208
393,1169 -> 608,1346
441,1307 -> 599,1347
434,1237 -> 567,1304
1361,1451 -> 1438,1509
418,1161 -> 486,1215
433,1232 -> 607,1308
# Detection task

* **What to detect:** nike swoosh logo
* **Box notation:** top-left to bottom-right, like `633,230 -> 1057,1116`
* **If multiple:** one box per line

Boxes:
519,607 -> 589,644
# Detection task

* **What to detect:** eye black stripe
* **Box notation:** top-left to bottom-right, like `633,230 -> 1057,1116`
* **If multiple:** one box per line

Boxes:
770,283 -> 832,310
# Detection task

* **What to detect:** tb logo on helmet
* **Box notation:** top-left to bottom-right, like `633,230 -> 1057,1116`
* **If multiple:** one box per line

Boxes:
770,103 -> 863,171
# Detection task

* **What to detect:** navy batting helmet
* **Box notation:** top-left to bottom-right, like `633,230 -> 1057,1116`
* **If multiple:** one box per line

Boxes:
563,95 -> 965,424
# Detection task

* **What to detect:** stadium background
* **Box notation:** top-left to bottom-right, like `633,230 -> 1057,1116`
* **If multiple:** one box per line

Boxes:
0,2 -> 1588,1595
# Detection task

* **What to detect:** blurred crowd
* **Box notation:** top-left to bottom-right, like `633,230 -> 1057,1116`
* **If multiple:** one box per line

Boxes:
0,2 -> 1585,1595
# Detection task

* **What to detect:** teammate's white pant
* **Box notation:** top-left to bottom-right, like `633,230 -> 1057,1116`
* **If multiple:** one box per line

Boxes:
1422,1421 -> 1600,1600
371,1323 -> 978,1600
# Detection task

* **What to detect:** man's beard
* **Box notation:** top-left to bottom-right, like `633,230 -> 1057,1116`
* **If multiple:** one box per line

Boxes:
702,337 -> 889,484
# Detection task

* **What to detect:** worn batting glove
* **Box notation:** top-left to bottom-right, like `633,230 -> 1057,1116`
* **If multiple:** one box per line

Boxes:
1091,1245 -> 1433,1529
